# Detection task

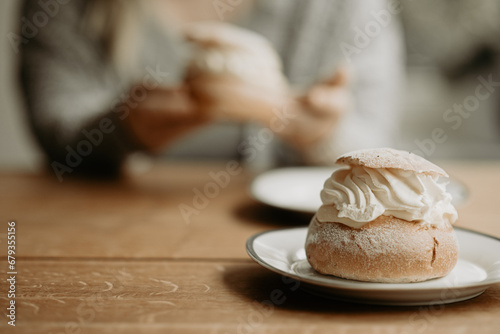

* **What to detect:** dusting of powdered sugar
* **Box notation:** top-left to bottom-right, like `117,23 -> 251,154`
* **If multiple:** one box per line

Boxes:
305,215 -> 458,282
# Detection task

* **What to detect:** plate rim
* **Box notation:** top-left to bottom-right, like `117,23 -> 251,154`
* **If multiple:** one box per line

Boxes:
246,226 -> 500,292
249,167 -> 334,214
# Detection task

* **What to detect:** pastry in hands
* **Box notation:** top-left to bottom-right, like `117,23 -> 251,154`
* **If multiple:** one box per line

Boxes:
184,22 -> 288,123
305,148 -> 459,283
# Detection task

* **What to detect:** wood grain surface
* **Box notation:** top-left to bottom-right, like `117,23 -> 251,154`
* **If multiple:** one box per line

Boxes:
0,161 -> 499,333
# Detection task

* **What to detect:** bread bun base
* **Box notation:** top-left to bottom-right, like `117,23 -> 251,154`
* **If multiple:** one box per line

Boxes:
187,74 -> 287,124
305,216 -> 458,283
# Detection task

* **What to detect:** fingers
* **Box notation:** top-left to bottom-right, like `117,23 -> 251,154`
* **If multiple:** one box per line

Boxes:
188,76 -> 289,124
134,85 -> 201,119
124,84 -> 210,150
304,85 -> 349,118
298,66 -> 351,118
323,66 -> 349,87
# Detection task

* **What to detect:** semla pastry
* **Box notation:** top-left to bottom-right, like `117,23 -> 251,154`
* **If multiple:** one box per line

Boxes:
184,22 -> 288,123
305,148 -> 459,283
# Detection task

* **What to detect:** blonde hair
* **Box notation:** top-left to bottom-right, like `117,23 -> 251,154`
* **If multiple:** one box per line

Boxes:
83,0 -> 145,77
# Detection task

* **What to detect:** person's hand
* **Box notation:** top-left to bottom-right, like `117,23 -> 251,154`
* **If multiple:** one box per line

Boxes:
278,68 -> 351,149
187,75 -> 288,125
123,85 -> 208,151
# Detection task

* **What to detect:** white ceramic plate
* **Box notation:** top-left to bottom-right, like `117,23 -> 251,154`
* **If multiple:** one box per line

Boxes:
246,227 -> 500,306
250,167 -> 469,213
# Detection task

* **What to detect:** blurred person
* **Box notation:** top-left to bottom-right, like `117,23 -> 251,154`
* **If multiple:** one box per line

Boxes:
19,0 -> 404,179
401,0 -> 500,158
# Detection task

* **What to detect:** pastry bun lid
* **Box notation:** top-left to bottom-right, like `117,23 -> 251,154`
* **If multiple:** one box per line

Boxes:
336,148 -> 448,177
184,21 -> 276,54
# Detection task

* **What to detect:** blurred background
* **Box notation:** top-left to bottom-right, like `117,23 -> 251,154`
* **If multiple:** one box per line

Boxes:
1,0 -> 500,172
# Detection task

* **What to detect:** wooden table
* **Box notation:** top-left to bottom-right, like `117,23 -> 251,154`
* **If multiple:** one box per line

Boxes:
1,161 -> 499,333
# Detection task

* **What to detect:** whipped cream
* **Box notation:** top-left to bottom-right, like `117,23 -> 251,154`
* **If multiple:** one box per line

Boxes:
316,166 -> 458,228
190,46 -> 287,92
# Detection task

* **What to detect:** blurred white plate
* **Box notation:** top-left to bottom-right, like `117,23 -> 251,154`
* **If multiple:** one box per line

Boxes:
250,167 -> 468,213
246,227 -> 500,306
